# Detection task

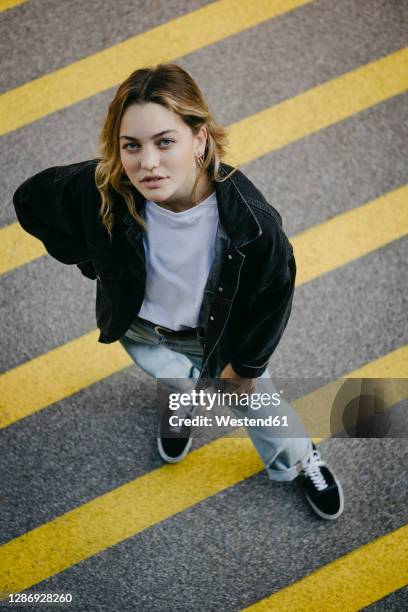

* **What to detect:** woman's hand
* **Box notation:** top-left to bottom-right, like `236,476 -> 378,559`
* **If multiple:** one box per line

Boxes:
220,363 -> 256,395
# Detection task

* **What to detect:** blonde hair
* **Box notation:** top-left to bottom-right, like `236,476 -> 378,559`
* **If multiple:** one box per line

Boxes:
95,63 -> 237,239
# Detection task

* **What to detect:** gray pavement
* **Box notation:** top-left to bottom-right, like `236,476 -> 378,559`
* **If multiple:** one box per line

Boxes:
1,235 -> 408,546
1,438 -> 407,611
1,0 -> 407,610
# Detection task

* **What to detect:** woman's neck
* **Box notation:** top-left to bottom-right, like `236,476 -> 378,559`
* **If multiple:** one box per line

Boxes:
154,173 -> 215,213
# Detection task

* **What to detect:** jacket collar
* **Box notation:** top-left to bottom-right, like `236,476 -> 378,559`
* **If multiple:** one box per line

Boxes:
113,162 -> 262,249
215,162 -> 262,249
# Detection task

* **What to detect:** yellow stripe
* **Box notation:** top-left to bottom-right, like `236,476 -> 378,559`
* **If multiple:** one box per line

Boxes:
243,525 -> 408,611
0,345 -> 406,595
226,47 -> 408,166
1,188 -> 407,429
0,0 -> 27,12
294,184 -> 408,285
0,0 -> 314,136
0,224 -> 46,275
3,49 -> 408,276
294,345 -> 408,439
0,331 -> 130,428
0,196 -> 405,425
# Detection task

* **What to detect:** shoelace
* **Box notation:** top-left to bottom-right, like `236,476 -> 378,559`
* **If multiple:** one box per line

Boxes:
300,449 -> 329,491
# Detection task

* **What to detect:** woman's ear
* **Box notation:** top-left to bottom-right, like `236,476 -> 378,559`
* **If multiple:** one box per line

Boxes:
195,125 -> 208,157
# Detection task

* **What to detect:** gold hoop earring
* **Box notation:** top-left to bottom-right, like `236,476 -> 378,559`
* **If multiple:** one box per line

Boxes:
196,154 -> 205,168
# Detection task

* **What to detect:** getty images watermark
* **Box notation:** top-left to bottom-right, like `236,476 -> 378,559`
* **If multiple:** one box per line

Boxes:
167,387 -> 287,429
155,377 -> 407,438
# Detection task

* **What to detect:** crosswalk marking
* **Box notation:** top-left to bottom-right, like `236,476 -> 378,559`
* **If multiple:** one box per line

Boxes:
3,48 -> 407,277
243,524 -> 408,611
0,344 -> 406,595
1,190 -> 407,429
0,0 -> 315,136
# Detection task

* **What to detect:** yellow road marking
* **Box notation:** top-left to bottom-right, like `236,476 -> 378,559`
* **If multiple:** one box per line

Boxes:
0,224 -> 45,275
0,345 -> 407,595
226,47 -> 408,166
243,524 -> 408,611
0,0 -> 27,12
1,188 -> 407,428
0,0 -> 314,135
1,3 -> 406,603
3,48 -> 408,276
0,331 -> 130,428
294,345 -> 408,439
294,184 -> 408,285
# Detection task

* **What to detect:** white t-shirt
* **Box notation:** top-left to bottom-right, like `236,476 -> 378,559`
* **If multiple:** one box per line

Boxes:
138,191 -> 219,330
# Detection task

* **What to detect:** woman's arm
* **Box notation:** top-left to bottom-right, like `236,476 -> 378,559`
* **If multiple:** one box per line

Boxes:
13,161 -> 96,266
76,259 -> 97,280
230,232 -> 296,379
219,363 -> 257,394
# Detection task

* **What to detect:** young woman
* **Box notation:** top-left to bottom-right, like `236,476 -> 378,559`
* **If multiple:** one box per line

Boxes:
13,63 -> 344,520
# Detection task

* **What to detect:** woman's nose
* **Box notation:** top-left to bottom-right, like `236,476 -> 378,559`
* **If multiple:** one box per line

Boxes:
140,146 -> 160,169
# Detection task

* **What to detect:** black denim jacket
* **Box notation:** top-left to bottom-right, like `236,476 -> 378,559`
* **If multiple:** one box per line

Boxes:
13,159 -> 296,379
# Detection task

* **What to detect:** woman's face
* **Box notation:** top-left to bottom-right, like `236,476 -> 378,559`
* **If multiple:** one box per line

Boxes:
119,102 -> 207,207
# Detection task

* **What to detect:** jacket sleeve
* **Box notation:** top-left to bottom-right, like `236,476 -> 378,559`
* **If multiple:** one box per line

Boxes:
230,229 -> 296,378
76,258 -> 97,280
12,161 -> 95,268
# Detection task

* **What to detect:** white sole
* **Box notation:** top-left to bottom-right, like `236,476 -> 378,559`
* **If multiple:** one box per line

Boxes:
157,434 -> 193,464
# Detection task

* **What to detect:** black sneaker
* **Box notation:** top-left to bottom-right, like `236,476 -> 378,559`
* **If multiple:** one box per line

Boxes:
296,443 -> 344,520
157,396 -> 194,463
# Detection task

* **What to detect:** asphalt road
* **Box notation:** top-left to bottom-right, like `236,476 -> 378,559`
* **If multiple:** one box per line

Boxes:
1,0 -> 407,610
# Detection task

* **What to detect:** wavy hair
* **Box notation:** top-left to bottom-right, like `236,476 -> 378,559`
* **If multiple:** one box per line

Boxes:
95,63 -> 238,239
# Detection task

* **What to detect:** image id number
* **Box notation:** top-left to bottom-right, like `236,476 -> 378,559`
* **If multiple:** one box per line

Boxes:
9,593 -> 73,603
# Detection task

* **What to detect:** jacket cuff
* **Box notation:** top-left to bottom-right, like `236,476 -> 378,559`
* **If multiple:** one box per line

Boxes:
230,359 -> 269,379
76,259 -> 96,280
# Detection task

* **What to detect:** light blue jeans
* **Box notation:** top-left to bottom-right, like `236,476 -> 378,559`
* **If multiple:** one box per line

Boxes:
119,317 -> 313,482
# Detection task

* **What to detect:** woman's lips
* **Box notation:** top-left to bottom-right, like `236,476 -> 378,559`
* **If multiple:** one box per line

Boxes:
141,177 -> 168,188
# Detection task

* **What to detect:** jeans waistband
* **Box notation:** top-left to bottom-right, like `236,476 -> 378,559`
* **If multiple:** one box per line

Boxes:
135,317 -> 205,340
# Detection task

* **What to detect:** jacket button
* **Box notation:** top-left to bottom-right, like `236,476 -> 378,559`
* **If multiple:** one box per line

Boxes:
217,286 -> 223,292
209,315 -> 215,321
228,254 -> 233,260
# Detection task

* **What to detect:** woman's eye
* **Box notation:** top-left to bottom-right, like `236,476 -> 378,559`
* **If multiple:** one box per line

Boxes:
122,139 -> 174,151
